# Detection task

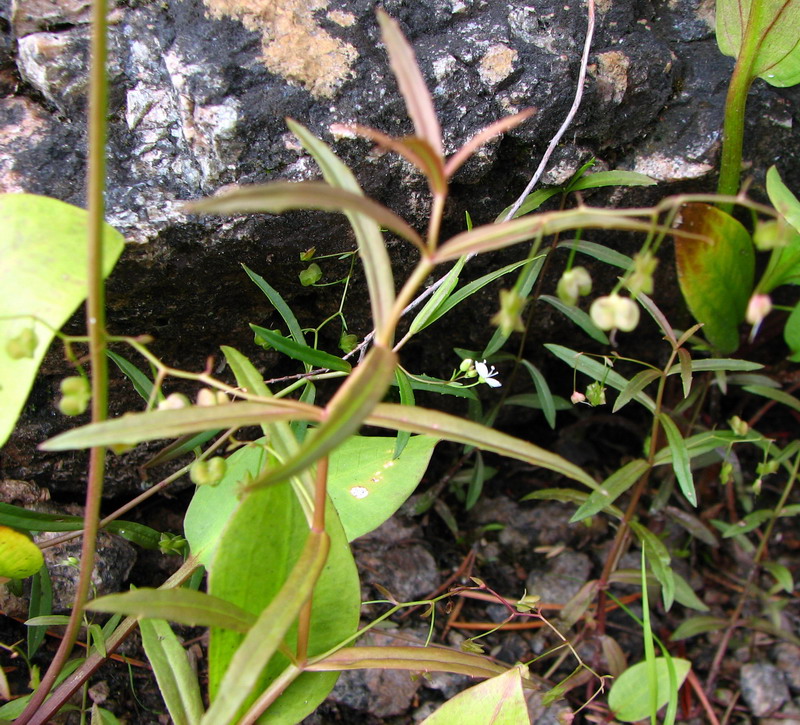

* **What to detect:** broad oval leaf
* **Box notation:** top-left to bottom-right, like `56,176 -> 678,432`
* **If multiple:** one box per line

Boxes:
420,666 -> 531,725
0,193 -> 124,447
0,526 -> 43,579
608,658 -> 691,722
327,435 -> 438,541
716,0 -> 800,87
674,203 -> 754,354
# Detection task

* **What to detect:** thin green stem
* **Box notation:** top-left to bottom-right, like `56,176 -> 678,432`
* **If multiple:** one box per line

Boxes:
17,2 -> 109,720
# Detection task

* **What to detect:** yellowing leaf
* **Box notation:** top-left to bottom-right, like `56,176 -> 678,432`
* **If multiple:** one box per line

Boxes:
0,526 -> 43,579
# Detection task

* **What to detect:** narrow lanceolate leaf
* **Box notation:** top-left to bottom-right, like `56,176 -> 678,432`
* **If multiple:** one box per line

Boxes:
670,616 -> 729,641
631,521 -> 675,611
666,358 -> 763,375
366,403 -> 597,490
657,413 -> 696,506
251,325 -> 351,373
377,9 -> 443,157
519,360 -> 556,429
568,170 -> 657,191
201,531 -> 330,725
242,344 -> 398,493
540,295 -> 610,345
331,124 -> 446,196
571,459 -> 650,522
86,589 -> 256,633
307,646 -> 512,680
445,109 -> 536,178
186,182 -> 422,247
433,209 -> 664,262
613,369 -> 661,413
241,265 -> 306,345
673,203 -> 754,354
677,348 -> 693,398
743,384 -> 800,414
140,618 -> 205,725
287,119 -> 396,341
408,257 -> 466,335
40,400 -> 324,450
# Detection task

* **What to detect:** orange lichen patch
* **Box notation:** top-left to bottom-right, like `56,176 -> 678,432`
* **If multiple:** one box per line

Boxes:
593,50 -> 630,104
203,0 -> 358,99
328,10 -> 356,27
478,44 -> 518,85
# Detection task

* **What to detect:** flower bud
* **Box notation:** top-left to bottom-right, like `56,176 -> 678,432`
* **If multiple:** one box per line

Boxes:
556,266 -> 592,305
197,388 -> 228,406
6,328 -> 38,359
158,393 -> 190,410
745,294 -> 772,326
190,457 -> 227,486
299,263 -> 322,286
590,294 -> 640,332
570,390 -> 586,405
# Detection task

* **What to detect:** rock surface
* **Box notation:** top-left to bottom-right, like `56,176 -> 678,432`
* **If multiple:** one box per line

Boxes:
1,0 -> 799,498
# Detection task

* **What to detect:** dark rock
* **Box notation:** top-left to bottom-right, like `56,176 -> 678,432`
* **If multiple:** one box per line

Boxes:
525,549 -> 592,605
1,0 -> 798,501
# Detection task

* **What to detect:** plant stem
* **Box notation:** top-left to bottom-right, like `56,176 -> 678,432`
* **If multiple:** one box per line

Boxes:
16,2 -> 109,720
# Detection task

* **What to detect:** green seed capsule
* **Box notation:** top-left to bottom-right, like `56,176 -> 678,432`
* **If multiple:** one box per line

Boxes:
190,457 -> 227,486
5,328 -> 38,359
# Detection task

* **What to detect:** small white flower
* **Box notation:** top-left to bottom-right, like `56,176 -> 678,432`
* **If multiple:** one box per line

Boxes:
474,360 -> 502,388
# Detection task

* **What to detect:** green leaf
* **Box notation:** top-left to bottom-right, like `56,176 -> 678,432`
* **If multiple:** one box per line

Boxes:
242,344 -> 397,493
287,119 -> 396,341
504,393 -> 572,412
569,170 -> 657,190
571,459 -> 649,522
40,399 -> 323,450
631,521 -> 675,610
91,705 -> 122,725
767,166 -> 800,233
716,0 -> 800,87
251,325 -> 351,373
0,502 -> 163,549
763,561 -> 794,592
242,264 -> 306,345
0,526 -> 42,579
556,239 -> 632,268
784,301 -> 800,360
671,615 -> 729,641
86,588 -> 256,633
608,658 -> 691,722
107,350 -> 157,403
743,384 -> 800,414
420,666 -> 531,725
27,565 -> 52,657
613,369 -> 661,413
0,193 -> 125,447
673,571 -> 710,612
435,208 -> 661,263
545,344 -> 656,411
408,257 -> 467,336
205,487 -> 359,724
519,360 -> 557,429
540,295 -> 610,345
140,618 -> 204,725
327,435 -> 437,541
721,508 -> 772,537
393,368 -> 415,458
496,188 -> 562,220
366,403 -> 598,490
674,203 -> 755,353
188,182 -> 421,248
666,358 -> 763,374
657,413 -> 697,506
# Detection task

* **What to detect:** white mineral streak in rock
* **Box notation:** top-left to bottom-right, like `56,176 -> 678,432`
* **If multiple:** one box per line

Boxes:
203,0 -> 358,99
633,152 -> 713,182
